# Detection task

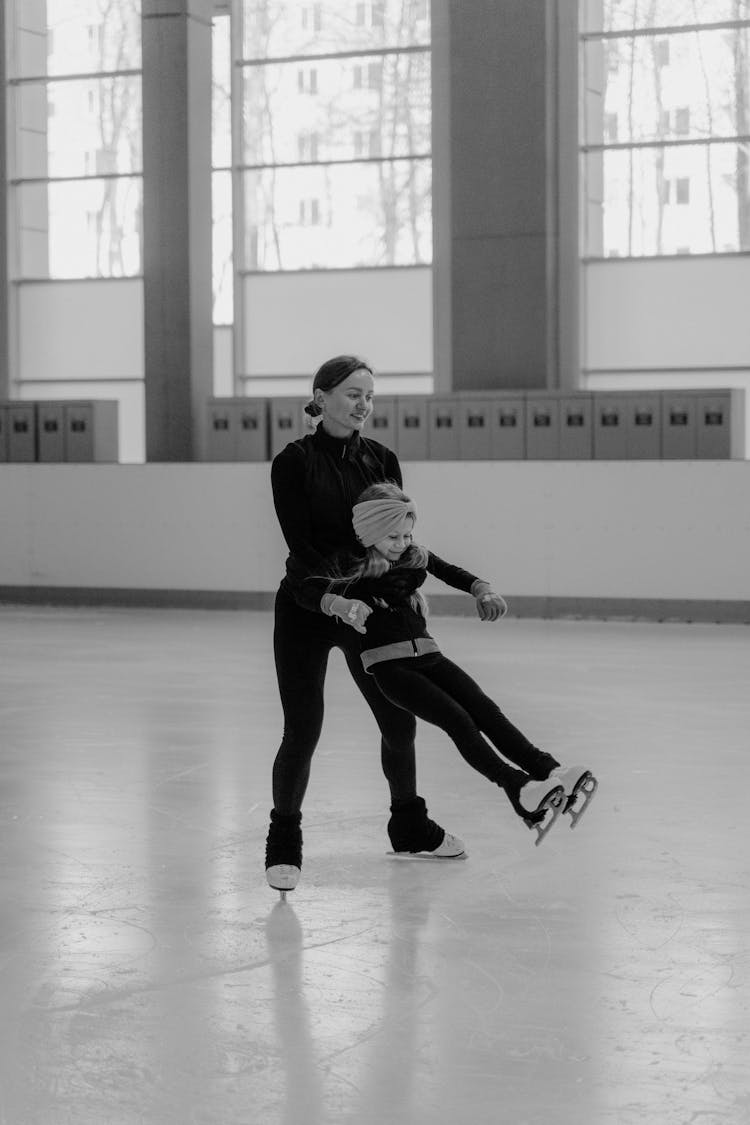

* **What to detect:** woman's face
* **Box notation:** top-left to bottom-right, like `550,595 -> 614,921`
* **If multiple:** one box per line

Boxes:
372,517 -> 414,562
316,369 -> 374,438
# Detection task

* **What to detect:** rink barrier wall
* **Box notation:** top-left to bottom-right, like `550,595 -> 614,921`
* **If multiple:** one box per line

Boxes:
0,461 -> 748,623
0,587 -> 748,623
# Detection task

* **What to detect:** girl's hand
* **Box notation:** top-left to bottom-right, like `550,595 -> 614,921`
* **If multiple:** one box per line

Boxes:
475,591 -> 508,622
329,596 -> 372,634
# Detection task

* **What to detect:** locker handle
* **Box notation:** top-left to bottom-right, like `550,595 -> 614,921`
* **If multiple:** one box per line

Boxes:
241,416 -> 258,430
467,415 -> 485,428
634,412 -> 653,426
403,415 -> 421,428
213,418 -> 230,431
600,411 -> 620,427
44,420 -> 59,433
435,415 -> 453,428
669,411 -> 689,426
533,413 -> 551,427
566,413 -> 584,428
278,417 -> 293,429
499,414 -> 517,428
704,411 -> 723,426
372,416 -> 388,428
70,420 -> 87,432
13,420 -> 29,433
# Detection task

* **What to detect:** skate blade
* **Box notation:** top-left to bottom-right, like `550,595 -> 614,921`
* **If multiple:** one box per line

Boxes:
527,788 -> 565,847
386,850 -> 468,861
565,774 -> 598,828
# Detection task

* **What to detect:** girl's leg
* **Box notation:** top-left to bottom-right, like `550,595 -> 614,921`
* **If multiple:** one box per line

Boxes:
271,589 -> 334,814
418,656 -> 559,779
372,660 -> 529,793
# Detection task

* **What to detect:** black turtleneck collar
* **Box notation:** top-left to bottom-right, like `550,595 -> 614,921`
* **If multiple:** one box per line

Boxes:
313,424 -> 362,459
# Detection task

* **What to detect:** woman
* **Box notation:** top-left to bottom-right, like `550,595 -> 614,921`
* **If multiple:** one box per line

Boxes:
265,355 -> 506,895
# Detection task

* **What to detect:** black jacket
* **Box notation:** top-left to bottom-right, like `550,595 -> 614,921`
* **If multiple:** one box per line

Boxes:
271,424 -> 402,612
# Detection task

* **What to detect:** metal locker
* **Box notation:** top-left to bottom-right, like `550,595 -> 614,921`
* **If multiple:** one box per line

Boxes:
525,395 -> 560,459
0,405 -> 8,461
489,396 -> 525,460
427,397 -> 459,460
395,397 -> 428,460
559,394 -> 593,460
206,399 -> 237,461
661,392 -> 697,459
235,399 -> 268,462
696,390 -> 744,459
368,397 -> 397,452
625,394 -> 661,459
37,402 -> 66,462
458,397 -> 493,460
593,395 -> 628,459
8,404 -> 37,462
65,401 -> 119,462
270,398 -> 312,459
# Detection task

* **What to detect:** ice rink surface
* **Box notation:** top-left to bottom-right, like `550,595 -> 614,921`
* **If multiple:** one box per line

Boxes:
0,606 -> 748,1125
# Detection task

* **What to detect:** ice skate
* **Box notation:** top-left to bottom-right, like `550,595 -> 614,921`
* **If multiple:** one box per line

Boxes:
265,809 -> 302,900
517,779 -> 566,846
549,765 -> 599,829
386,796 -> 468,860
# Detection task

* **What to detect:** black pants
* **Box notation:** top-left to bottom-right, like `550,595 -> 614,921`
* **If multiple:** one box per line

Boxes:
272,585 -> 418,813
371,653 -> 555,793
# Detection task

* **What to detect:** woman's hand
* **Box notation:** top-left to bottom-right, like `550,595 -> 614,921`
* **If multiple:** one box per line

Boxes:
475,591 -> 508,622
328,595 -> 372,634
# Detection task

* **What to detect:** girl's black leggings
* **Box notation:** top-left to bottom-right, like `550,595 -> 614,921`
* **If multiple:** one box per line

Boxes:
371,653 -> 556,792
272,586 -> 418,814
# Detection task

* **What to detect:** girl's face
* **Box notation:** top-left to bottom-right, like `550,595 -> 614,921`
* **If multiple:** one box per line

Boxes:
371,517 -> 414,562
316,369 -> 374,438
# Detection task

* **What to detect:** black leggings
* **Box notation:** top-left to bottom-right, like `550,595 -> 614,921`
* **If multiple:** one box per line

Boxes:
272,586 -> 418,814
371,653 -> 555,793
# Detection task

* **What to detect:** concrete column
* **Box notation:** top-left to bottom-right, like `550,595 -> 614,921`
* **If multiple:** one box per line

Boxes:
0,0 -> 10,400
432,0 -> 579,392
142,0 -> 213,461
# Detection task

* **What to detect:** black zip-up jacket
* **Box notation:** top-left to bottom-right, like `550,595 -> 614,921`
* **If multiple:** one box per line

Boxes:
271,425 -> 403,613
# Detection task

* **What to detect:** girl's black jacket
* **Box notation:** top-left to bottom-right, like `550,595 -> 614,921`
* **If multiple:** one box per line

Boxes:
271,425 -> 403,613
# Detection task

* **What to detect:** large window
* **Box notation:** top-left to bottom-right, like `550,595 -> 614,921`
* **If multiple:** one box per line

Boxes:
581,1 -> 750,256
6,0 -> 143,279
234,0 -> 431,273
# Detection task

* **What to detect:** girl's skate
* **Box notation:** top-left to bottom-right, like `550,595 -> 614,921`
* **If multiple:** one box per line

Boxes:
517,780 -> 566,846
548,765 -> 599,829
265,809 -> 302,901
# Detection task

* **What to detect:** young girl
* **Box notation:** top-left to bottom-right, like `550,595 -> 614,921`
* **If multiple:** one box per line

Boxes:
309,482 -> 597,847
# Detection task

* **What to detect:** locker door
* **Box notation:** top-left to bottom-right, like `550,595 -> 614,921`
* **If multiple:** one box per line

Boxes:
696,392 -> 735,459
458,397 -> 493,460
206,400 -> 237,461
8,404 -> 37,462
593,395 -> 628,459
37,402 -> 66,462
395,397 -> 428,460
368,397 -> 397,452
235,400 -> 268,462
559,395 -> 593,460
489,396 -> 525,460
661,392 -> 697,459
65,403 -> 94,461
427,397 -> 459,460
0,405 -> 9,462
525,396 -> 560,459
625,394 -> 661,459
270,398 -> 311,459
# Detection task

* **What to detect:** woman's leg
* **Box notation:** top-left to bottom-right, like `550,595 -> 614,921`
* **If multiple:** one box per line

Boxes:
340,645 -> 418,803
416,656 -> 559,779
271,589 -> 335,814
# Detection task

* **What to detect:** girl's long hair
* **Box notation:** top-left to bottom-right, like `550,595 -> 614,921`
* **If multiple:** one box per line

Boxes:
325,482 -> 429,617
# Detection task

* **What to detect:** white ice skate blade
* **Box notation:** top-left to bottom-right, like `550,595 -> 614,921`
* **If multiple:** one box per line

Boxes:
386,850 -> 468,861
564,774 -> 599,828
